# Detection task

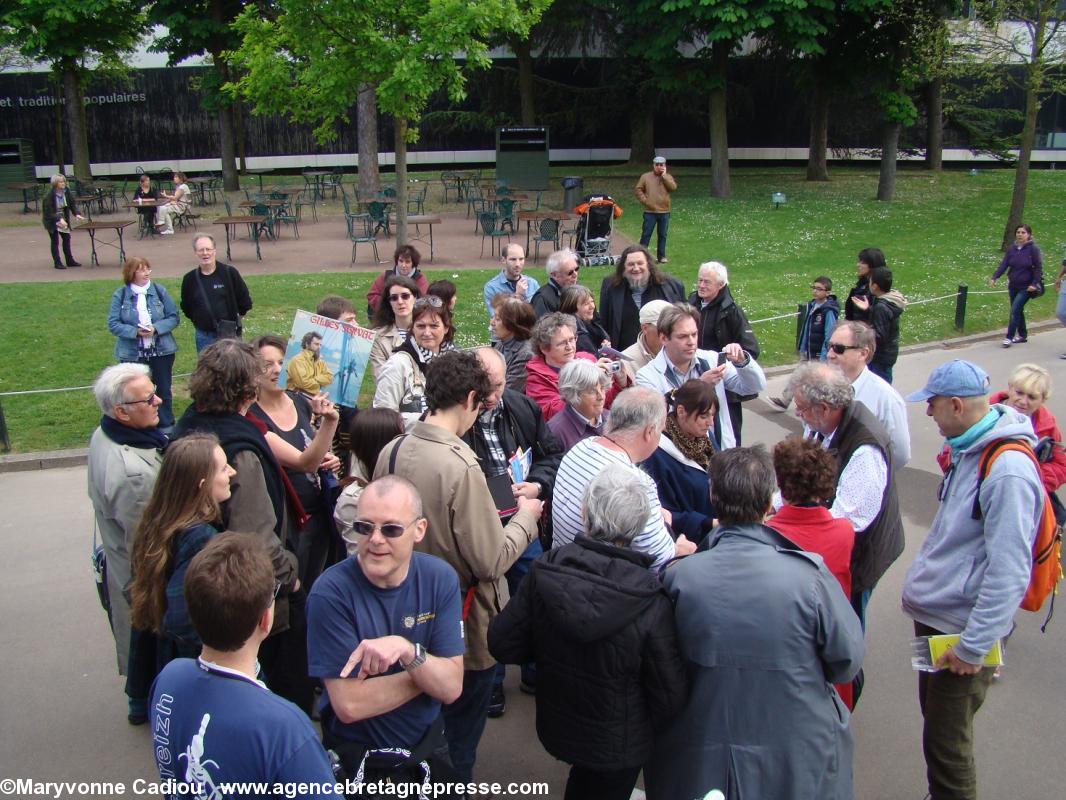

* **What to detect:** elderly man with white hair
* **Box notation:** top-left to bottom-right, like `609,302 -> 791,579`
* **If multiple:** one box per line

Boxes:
87,362 -> 168,723
688,260 -> 761,445
552,386 -> 697,568
547,358 -> 612,449
530,248 -> 581,317
620,298 -> 672,382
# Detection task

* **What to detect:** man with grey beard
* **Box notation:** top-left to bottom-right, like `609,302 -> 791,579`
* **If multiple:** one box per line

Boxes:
599,244 -> 685,349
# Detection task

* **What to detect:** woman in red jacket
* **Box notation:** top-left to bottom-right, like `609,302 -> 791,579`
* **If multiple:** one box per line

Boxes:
766,435 -> 856,709
992,363 -> 1066,494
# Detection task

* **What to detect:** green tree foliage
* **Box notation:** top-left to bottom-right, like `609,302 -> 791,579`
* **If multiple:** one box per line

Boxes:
228,0 -> 550,243
1,0 -> 147,180
148,0 -> 247,190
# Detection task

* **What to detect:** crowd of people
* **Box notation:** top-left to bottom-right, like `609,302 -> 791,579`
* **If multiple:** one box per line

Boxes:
85,229 -> 1064,800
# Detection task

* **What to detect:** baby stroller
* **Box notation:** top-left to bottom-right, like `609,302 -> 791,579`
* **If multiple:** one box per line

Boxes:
572,193 -> 622,267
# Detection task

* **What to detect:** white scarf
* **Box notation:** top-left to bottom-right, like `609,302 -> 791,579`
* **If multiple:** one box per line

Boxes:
129,282 -> 155,348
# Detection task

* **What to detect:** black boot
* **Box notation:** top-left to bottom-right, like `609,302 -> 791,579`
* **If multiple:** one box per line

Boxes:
53,263 -> 67,270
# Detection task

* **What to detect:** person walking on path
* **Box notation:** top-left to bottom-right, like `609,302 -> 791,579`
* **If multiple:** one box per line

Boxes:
990,223 -> 1043,348
635,156 -> 676,264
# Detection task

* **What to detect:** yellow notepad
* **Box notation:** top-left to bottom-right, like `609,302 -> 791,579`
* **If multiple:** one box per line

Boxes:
927,634 -> 1003,668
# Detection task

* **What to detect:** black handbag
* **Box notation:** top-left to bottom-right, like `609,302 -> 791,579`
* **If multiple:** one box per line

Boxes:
91,522 -> 112,620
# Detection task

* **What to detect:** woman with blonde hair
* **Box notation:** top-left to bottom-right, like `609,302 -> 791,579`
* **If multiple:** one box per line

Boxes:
992,363 -> 1066,494
155,171 -> 190,235
126,432 -> 236,723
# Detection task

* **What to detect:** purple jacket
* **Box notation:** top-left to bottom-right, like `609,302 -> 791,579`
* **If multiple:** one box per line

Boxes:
993,240 -> 1043,288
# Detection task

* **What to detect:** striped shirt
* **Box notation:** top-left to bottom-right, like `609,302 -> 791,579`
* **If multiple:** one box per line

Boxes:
550,437 -> 675,570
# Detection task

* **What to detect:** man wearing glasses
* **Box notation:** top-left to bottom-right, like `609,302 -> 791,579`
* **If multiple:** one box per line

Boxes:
530,248 -> 580,317
179,234 -> 253,353
826,321 -> 911,468
307,475 -> 465,784
87,363 -> 167,723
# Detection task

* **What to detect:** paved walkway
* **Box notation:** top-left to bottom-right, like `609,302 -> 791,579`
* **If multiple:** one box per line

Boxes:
2,331 -> 1064,798
0,189 -> 633,283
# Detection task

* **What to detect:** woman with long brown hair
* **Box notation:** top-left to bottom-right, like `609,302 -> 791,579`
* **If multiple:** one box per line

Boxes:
125,433 -> 235,723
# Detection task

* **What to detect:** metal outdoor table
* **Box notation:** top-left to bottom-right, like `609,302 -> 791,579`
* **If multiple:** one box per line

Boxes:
126,200 -> 165,238
405,215 -> 442,262
7,182 -> 40,213
302,170 -> 332,200
246,169 -> 273,191
73,220 -> 136,266
213,214 -> 268,261
186,176 -> 215,206
239,198 -> 287,239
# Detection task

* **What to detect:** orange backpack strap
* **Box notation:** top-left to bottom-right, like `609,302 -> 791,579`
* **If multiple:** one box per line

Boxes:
971,438 -> 1038,520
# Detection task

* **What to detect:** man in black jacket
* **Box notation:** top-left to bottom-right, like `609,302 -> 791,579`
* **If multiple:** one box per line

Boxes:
465,347 -> 563,717
599,244 -> 685,350
180,234 -> 254,353
530,248 -> 580,317
689,261 -> 761,445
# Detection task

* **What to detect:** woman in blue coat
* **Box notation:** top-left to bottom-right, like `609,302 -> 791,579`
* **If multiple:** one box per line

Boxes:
108,257 -> 180,429
642,379 -> 717,543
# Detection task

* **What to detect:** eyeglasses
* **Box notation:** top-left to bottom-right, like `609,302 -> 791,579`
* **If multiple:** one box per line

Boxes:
351,518 -> 420,538
273,581 -> 282,599
389,292 -> 414,302
122,392 -> 158,406
414,296 -> 443,309
563,267 -> 580,277
810,284 -> 827,291
136,266 -> 153,273
827,342 -> 863,355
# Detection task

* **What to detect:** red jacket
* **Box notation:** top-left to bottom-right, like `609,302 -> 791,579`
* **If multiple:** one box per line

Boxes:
766,504 -> 855,709
525,353 -> 622,421
937,395 -> 1066,494
366,269 -> 429,316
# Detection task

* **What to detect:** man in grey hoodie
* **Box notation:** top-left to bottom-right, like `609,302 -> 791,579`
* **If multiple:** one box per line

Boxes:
903,359 -> 1044,800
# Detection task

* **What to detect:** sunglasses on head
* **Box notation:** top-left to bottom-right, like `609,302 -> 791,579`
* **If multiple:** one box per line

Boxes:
351,518 -> 419,538
414,296 -> 443,309
827,342 -> 863,355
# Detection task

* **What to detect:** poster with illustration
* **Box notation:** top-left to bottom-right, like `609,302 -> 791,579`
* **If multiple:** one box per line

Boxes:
280,310 -> 374,408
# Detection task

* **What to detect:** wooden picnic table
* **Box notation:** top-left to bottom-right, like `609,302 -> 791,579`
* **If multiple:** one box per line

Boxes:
405,215 -> 442,262
73,220 -> 136,266
6,182 -> 40,214
213,214 -> 268,261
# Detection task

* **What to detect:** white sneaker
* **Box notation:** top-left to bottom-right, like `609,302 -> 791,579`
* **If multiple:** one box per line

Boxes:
160,230 -> 174,235
1001,338 -> 1012,347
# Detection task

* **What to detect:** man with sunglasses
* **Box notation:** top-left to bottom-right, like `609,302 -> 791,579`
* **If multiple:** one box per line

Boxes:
826,321 -> 910,468
87,363 -> 167,723
307,476 -> 465,782
374,350 -> 544,782
530,248 -> 580,317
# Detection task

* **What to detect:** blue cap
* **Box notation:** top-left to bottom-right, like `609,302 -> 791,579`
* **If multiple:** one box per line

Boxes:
905,359 -> 990,402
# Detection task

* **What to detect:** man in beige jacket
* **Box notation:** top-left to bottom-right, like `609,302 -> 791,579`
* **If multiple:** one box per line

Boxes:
635,155 -> 677,264
374,350 -> 543,782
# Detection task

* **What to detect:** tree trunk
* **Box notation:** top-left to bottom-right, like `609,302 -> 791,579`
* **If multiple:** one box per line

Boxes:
806,75 -> 830,181
629,93 -> 655,165
514,37 -> 535,126
876,120 -> 900,201
395,116 -> 408,247
1001,11 -> 1046,249
235,100 -> 247,173
54,97 -> 65,175
709,40 -> 731,198
357,84 -> 380,197
926,78 -> 943,171
213,59 -> 240,191
60,62 -> 90,181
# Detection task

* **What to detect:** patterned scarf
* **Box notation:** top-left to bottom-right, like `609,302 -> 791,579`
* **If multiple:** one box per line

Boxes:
664,413 -> 715,468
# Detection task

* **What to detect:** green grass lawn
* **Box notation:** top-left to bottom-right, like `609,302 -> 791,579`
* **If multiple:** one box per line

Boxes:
2,166 -> 1064,453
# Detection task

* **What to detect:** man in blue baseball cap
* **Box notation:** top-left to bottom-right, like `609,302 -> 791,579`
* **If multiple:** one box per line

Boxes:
902,359 -> 1043,800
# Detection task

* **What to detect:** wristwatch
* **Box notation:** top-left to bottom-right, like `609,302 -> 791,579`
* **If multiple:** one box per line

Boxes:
404,642 -> 427,671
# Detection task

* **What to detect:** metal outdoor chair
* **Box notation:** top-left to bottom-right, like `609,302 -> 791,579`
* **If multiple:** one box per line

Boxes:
341,192 -> 362,237
324,168 -> 344,200
296,187 -> 318,223
270,192 -> 300,238
367,201 -> 391,237
349,214 -> 381,264
440,171 -> 460,203
478,212 -> 510,257
495,198 -> 517,234
407,183 -> 427,215
532,218 -> 560,263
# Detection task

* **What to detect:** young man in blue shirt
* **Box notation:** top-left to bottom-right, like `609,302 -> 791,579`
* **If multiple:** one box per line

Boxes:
149,533 -> 336,798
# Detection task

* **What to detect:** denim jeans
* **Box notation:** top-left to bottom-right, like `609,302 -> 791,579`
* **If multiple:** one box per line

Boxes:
146,353 -> 175,429
639,212 -> 670,260
915,622 -> 995,800
493,539 -> 542,688
1006,284 -> 1032,339
1057,283 -> 1066,327
194,327 -> 217,353
442,666 -> 495,782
